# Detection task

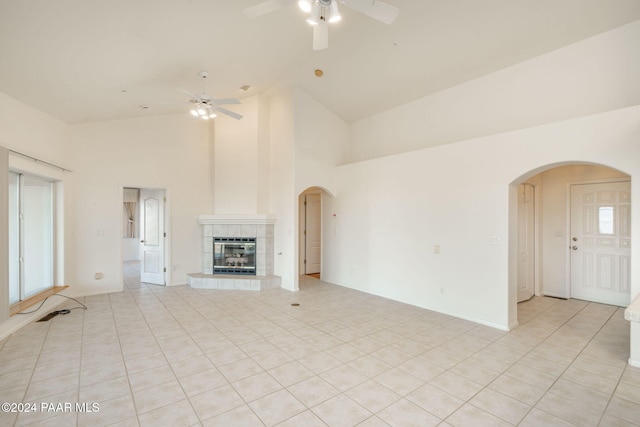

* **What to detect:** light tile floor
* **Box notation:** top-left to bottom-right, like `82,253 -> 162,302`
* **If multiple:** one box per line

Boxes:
1,262 -> 639,426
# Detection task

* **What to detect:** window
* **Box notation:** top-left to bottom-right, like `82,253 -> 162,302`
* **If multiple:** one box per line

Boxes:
9,172 -> 54,304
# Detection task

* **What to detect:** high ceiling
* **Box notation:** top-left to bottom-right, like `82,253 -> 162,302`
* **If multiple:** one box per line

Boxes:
1,0 -> 639,124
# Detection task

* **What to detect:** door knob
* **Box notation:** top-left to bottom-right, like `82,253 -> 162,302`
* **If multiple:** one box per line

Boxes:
140,240 -> 145,243
572,237 -> 578,241
572,246 -> 578,250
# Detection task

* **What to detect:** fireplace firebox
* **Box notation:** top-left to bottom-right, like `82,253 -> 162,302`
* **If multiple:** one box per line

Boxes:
213,237 -> 256,275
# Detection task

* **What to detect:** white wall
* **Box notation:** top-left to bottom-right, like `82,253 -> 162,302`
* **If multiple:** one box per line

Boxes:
214,95 -> 264,214
293,89 -> 349,196
350,20 -> 640,163
67,113 -> 211,295
324,106 -> 640,330
269,89 -> 296,290
535,165 -> 629,298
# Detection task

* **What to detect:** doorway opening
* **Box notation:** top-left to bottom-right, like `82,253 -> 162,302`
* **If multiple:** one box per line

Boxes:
298,188 -> 324,279
122,187 -> 167,286
510,163 -> 632,327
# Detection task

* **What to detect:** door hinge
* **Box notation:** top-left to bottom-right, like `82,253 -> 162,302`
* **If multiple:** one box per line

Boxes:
164,232 -> 166,237
304,201 -> 307,206
304,259 -> 307,264
164,267 -> 167,272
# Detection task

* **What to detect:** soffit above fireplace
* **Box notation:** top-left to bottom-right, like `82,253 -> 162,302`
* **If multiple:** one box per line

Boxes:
197,214 -> 276,225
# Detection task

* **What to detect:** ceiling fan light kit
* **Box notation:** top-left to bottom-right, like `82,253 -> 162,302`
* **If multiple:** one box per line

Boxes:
245,0 -> 399,51
185,71 -> 243,120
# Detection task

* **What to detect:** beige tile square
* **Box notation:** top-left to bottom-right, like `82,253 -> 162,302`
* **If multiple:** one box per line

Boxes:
275,409 -> 327,427
179,368 -> 228,398
80,360 -> 127,387
319,364 -> 368,392
312,394 -> 372,427
202,404 -> 264,427
346,379 -> 402,413
298,352 -> 342,374
377,398 -> 441,427
374,367 -> 425,396
398,358 -> 445,382
536,392 -> 602,426
128,364 -> 176,393
519,408 -> 574,427
268,361 -> 315,387
469,388 -> 531,425
347,355 -> 393,378
190,384 -> 245,421
488,374 -> 547,406
287,376 -> 340,407
138,398 -> 199,427
170,355 -> 215,379
407,383 -> 464,419
253,349 -> 294,371
77,395 -> 135,427
232,372 -> 283,402
447,403 -> 512,427
132,379 -> 186,415
450,359 -> 500,386
429,371 -> 483,401
217,357 -> 264,382
250,389 -> 306,426
604,397 -> 640,425
79,376 -> 131,404
550,377 -> 611,412
24,372 -> 80,402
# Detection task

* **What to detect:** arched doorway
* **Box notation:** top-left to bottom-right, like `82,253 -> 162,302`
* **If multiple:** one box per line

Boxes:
509,162 -> 631,323
298,187 -> 334,281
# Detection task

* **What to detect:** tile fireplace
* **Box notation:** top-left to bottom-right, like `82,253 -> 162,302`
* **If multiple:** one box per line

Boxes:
187,214 -> 280,291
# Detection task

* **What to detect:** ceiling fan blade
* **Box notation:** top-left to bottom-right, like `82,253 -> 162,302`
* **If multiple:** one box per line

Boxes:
342,0 -> 399,24
179,88 -> 202,103
313,21 -> 329,51
211,98 -> 241,106
214,106 -> 243,120
243,0 -> 294,18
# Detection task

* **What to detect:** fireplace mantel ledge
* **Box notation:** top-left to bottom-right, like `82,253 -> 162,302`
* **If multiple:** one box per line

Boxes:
197,214 -> 276,225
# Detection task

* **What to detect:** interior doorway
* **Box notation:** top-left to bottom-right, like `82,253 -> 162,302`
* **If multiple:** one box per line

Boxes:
299,188 -> 322,278
122,187 -> 167,286
510,163 -> 632,326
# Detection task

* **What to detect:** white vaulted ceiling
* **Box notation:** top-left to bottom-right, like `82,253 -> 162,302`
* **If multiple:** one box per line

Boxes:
1,0 -> 639,124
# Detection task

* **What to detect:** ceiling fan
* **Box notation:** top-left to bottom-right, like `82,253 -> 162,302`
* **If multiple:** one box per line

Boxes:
182,71 -> 243,120
244,0 -> 399,50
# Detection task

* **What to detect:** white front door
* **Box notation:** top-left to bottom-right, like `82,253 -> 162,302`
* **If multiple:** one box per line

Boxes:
570,181 -> 631,306
517,184 -> 535,302
305,194 -> 321,275
140,189 -> 165,285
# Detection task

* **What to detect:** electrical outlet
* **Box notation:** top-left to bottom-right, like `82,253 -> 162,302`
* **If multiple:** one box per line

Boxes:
434,245 -> 441,254
94,272 -> 103,280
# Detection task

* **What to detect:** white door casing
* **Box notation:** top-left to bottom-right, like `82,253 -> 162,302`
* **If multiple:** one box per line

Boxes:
517,184 -> 535,302
304,194 -> 321,275
570,181 -> 631,306
140,189 -> 165,285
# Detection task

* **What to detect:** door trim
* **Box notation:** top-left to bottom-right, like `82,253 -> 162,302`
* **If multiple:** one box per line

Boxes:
565,178 -> 631,299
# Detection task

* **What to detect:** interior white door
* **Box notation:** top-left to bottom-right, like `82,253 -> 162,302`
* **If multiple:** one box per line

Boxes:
570,181 -> 631,306
140,189 -> 165,285
517,184 -> 535,302
305,194 -> 321,274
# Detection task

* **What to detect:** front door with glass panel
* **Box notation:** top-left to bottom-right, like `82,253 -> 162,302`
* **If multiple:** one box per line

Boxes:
570,181 -> 631,306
